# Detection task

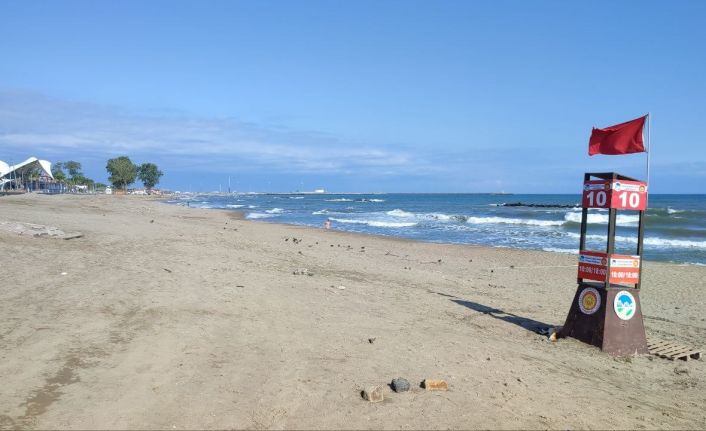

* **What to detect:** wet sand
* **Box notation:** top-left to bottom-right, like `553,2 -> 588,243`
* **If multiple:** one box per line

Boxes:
1,193 -> 705,429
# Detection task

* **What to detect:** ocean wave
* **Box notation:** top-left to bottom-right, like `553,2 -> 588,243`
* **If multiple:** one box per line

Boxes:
568,232 -> 706,249
329,217 -> 417,228
637,237 -> 706,249
386,209 -> 414,217
246,212 -> 274,219
564,212 -> 639,225
384,209 -> 454,222
368,221 -> 415,227
426,213 -> 453,221
543,247 -> 579,254
568,232 -> 605,241
226,204 -> 245,208
289,196 -> 304,199
312,209 -> 328,215
265,208 -> 284,214
667,207 -> 684,214
325,198 -> 353,202
465,216 -> 565,227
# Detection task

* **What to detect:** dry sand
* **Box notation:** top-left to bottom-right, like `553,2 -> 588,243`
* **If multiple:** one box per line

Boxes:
1,193 -> 705,430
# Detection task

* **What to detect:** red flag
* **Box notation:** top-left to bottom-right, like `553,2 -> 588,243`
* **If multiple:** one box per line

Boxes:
589,115 -> 646,156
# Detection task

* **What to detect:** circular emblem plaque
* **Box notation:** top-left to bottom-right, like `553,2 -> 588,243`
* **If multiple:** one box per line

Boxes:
578,287 -> 601,315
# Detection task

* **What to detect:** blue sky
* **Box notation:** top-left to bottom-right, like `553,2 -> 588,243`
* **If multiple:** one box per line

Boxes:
1,0 -> 705,193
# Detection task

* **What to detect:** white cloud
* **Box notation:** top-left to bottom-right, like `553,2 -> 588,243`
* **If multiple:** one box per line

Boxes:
2,90 -> 614,192
0,91 -> 423,176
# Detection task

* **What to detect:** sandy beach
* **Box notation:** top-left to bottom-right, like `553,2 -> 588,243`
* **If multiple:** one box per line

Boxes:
1,193 -> 705,430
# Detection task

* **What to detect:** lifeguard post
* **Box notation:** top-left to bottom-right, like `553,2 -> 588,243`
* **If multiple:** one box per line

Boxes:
560,172 -> 649,356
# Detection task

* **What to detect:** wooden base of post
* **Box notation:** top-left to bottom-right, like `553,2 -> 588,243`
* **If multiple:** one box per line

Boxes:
560,283 -> 648,356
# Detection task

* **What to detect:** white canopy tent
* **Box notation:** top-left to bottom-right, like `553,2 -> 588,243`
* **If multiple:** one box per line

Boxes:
0,157 -> 54,190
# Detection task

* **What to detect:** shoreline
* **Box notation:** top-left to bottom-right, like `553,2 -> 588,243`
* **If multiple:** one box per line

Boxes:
162,198 -> 705,266
1,193 -> 705,429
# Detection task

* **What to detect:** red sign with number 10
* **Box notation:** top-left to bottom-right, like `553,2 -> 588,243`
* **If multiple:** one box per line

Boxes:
582,180 -> 647,210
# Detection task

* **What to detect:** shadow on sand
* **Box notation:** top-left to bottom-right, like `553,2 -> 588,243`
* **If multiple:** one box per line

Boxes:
451,298 -> 551,334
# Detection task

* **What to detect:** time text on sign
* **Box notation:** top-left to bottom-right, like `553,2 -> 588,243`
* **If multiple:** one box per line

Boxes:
578,250 -> 641,285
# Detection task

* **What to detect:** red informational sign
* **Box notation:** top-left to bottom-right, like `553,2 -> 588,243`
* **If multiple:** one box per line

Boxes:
578,250 -> 641,285
582,180 -> 647,210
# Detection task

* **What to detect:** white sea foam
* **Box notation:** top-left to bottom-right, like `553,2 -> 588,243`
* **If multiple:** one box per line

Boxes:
568,232 -> 603,241
312,210 -> 328,215
543,247 -> 579,254
616,214 -> 640,224
564,212 -> 639,225
265,208 -> 284,214
667,207 -> 684,214
383,209 -> 454,222
640,237 -> 706,249
247,205 -> 257,209
329,217 -> 416,228
226,204 -> 245,208
465,216 -> 565,227
425,213 -> 453,221
368,221 -> 416,227
325,198 -> 353,202
289,196 -> 304,199
329,218 -> 366,224
368,199 -> 385,202
386,209 -> 415,217
568,232 -> 706,249
246,212 -> 274,219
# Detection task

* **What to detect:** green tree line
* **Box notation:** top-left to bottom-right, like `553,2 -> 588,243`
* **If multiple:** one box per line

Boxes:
50,158 -> 163,192
51,161 -> 103,190
106,156 -> 163,191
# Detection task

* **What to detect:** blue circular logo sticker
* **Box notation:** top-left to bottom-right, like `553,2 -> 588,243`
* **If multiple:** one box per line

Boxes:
614,291 -> 636,320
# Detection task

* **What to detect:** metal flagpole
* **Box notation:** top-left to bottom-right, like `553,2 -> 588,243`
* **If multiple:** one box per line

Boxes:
646,112 -> 651,185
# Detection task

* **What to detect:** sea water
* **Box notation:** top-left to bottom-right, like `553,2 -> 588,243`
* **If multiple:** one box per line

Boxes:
166,193 -> 706,265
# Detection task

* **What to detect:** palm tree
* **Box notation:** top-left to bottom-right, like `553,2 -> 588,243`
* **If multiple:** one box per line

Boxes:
27,168 -> 41,192
52,162 -> 67,192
